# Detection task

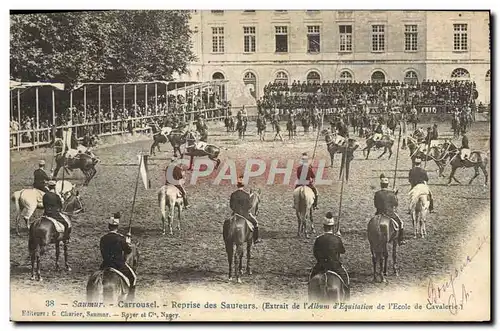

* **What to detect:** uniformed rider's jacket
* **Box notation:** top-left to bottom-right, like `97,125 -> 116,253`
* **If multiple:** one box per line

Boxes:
408,167 -> 429,188
43,191 -> 63,217
33,168 -> 50,188
374,188 -> 398,218
296,164 -> 315,185
313,233 -> 345,269
230,189 -> 252,218
100,231 -> 132,269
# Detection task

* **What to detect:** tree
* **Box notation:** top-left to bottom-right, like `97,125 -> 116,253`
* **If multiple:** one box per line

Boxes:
10,11 -> 197,88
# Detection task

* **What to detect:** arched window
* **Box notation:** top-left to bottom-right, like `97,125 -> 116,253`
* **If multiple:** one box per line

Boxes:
274,71 -> 289,84
306,71 -> 321,84
243,71 -> 257,99
404,70 -> 418,85
486,69 -> 490,81
339,71 -> 353,83
212,72 -> 225,80
450,68 -> 470,80
371,71 -> 385,83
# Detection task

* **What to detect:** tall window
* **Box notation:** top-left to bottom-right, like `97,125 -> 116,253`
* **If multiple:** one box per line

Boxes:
307,25 -> 321,53
307,71 -> 321,84
275,26 -> 288,52
339,25 -> 352,52
404,25 -> 418,51
404,71 -> 418,85
243,26 -> 256,53
372,25 -> 385,52
450,68 -> 470,80
275,71 -> 289,84
339,71 -> 353,83
371,71 -> 385,83
453,24 -> 468,51
212,27 -> 224,53
243,72 -> 257,99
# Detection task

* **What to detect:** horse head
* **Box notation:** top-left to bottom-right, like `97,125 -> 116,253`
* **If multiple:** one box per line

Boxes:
62,189 -> 85,215
249,188 -> 262,216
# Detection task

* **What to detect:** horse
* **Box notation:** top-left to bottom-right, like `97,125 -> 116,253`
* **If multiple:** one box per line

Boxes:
222,190 -> 261,283
308,271 -> 349,303
409,184 -> 431,239
158,184 -> 184,235
362,133 -> 395,160
86,242 -> 140,304
27,191 -> 85,281
149,123 -> 172,155
441,141 -> 489,187
293,186 -> 315,238
53,152 -> 99,186
236,118 -> 247,139
451,114 -> 461,138
286,117 -> 297,139
406,136 -> 446,176
367,213 -> 400,283
181,131 -> 221,171
11,180 -> 76,236
224,116 -> 235,133
256,117 -> 267,141
387,113 -> 398,135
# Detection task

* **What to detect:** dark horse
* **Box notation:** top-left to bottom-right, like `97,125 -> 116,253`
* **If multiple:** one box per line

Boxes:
86,243 -> 140,304
28,192 -> 85,281
236,118 -> 248,139
182,131 -> 222,171
441,141 -> 489,187
406,136 -> 446,176
367,212 -> 400,283
52,140 -> 99,186
362,133 -> 395,160
224,116 -> 235,133
286,117 -> 297,139
387,113 -> 398,135
149,123 -> 171,155
308,271 -> 349,303
223,190 -> 261,283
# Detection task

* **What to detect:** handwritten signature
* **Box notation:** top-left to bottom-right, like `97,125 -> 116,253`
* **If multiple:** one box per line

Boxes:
427,234 -> 489,315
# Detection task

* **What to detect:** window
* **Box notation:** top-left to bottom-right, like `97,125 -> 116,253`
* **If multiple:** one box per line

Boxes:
212,72 -> 225,80
453,24 -> 468,51
450,68 -> 470,80
404,71 -> 418,85
486,69 -> 490,81
339,25 -> 353,52
211,10 -> 224,14
404,25 -> 418,51
371,25 -> 385,52
307,71 -> 321,84
243,72 -> 257,99
339,71 -> 353,83
275,26 -> 288,53
212,27 -> 224,53
371,71 -> 385,83
307,25 -> 320,53
275,71 -> 289,84
243,26 -> 256,53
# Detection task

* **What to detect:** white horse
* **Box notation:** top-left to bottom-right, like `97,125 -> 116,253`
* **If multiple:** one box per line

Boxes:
408,184 -> 431,238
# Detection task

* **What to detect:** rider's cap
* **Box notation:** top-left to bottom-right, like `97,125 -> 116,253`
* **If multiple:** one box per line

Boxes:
323,212 -> 336,226
379,174 -> 389,184
39,160 -> 46,166
47,180 -> 56,187
109,212 -> 120,226
301,153 -> 308,161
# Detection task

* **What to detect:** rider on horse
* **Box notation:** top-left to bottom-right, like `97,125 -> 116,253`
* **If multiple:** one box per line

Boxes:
34,160 -> 51,192
460,133 -> 470,161
309,212 -> 350,299
296,153 -> 319,210
99,212 -> 137,300
43,180 -> 70,234
229,176 -> 261,244
408,158 -> 434,212
374,174 -> 405,245
165,156 -> 189,208
337,119 -> 349,138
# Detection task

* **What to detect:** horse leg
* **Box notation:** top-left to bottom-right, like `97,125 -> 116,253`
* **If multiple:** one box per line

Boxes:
468,166 -> 480,185
447,167 -> 457,185
310,208 -> 315,234
365,147 -> 371,160
392,241 -> 399,276
36,245 -> 42,281
150,141 -> 156,156
377,147 -> 387,159
412,210 -> 418,238
226,243 -> 233,281
295,211 -> 302,237
480,163 -> 489,187
63,240 -> 71,271
387,146 -> 393,159
235,245 -> 243,283
55,242 -> 61,271
381,250 -> 387,283
383,248 -> 389,277
246,241 -> 252,275
371,250 -> 377,282
30,246 -> 37,280
176,204 -> 181,232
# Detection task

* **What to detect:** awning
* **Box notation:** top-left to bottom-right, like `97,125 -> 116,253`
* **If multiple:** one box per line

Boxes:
9,81 -> 65,91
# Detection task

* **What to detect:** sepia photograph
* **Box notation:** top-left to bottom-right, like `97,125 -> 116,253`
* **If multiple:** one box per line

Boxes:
8,8 -> 491,322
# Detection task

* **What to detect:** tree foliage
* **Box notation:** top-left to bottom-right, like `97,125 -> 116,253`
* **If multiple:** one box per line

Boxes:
10,11 -> 197,88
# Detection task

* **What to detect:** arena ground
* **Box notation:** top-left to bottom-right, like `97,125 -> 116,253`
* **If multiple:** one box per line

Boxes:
10,119 -> 491,305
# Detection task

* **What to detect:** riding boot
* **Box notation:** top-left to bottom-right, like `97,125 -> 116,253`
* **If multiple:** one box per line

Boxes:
253,226 -> 262,244
313,195 -> 319,210
127,286 -> 136,301
429,197 -> 434,213
183,196 -> 189,209
398,228 -> 406,246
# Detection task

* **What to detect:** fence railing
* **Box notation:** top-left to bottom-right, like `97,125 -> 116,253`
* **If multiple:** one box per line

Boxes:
10,107 -> 230,151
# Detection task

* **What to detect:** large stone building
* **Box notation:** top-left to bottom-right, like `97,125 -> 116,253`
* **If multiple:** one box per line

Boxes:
179,10 -> 491,106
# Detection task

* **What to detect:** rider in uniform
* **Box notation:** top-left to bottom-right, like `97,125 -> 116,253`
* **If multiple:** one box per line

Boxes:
460,133 -> 470,161
34,160 -> 51,192
43,180 -> 70,234
310,212 -> 350,300
229,176 -> 261,244
408,158 -> 434,212
374,174 -> 405,245
165,156 -> 189,208
296,153 -> 319,209
99,212 -> 137,300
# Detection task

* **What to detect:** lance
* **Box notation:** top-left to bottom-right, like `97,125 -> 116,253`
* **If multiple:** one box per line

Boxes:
424,135 -> 432,169
128,151 -> 144,235
337,137 -> 348,236
311,111 -> 325,162
393,126 -> 402,189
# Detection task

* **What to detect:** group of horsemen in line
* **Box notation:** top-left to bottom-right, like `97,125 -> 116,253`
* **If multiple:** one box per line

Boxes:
28,102 -> 474,300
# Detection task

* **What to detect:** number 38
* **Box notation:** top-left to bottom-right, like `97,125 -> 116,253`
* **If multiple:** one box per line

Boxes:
45,300 -> 55,307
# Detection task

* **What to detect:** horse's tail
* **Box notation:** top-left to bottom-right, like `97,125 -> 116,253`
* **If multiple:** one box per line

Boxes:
11,191 -> 21,215
158,187 -> 167,221
379,222 -> 389,244
86,271 -> 104,302
298,187 -> 307,217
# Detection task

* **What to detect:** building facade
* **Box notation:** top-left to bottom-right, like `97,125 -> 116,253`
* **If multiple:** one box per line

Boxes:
179,10 -> 490,105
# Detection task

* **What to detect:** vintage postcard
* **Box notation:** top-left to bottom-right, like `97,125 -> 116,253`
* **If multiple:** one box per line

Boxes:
9,9 -> 491,322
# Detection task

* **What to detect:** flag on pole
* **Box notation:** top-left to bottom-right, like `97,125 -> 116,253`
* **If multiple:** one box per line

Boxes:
137,153 -> 150,189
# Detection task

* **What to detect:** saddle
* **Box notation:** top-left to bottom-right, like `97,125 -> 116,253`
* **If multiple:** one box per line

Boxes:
194,141 -> 208,151
374,214 -> 399,242
232,213 -> 254,232
104,267 -> 131,288
308,270 -> 350,289
41,214 -> 71,234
